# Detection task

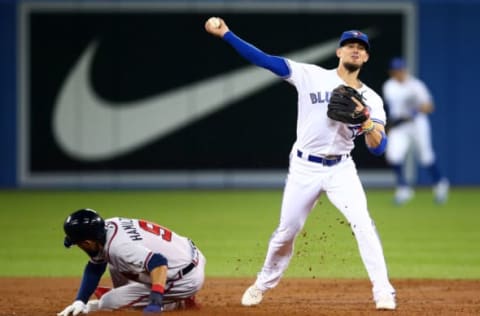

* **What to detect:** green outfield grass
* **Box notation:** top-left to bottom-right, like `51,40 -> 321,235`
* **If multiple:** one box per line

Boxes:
0,188 -> 479,279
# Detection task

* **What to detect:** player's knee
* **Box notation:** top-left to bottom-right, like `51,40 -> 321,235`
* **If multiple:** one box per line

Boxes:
350,217 -> 376,232
98,291 -> 125,310
419,155 -> 434,166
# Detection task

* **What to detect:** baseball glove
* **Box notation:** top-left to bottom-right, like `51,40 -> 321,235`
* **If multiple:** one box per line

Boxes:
327,85 -> 370,124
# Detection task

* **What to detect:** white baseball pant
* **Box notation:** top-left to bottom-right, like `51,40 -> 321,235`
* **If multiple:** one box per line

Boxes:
98,251 -> 206,311
254,152 -> 395,300
386,114 -> 435,166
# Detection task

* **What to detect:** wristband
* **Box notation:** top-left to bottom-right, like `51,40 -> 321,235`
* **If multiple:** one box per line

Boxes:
361,120 -> 375,134
368,131 -> 387,156
152,284 -> 165,294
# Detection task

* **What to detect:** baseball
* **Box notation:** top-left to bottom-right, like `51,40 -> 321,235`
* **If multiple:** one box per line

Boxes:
208,17 -> 221,29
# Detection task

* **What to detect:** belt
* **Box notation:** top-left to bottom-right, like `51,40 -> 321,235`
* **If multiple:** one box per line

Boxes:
180,262 -> 196,277
296,150 -> 348,166
179,240 -> 199,277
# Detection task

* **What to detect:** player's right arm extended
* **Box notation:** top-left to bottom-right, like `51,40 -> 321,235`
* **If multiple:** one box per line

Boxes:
57,261 -> 107,316
76,261 -> 107,302
222,31 -> 291,77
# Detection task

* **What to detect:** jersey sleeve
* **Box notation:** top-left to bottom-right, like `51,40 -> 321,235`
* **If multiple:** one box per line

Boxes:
112,242 -> 154,274
413,79 -> 433,105
284,59 -> 310,87
381,82 -> 394,115
369,93 -> 387,126
382,81 -> 391,105
222,31 -> 290,77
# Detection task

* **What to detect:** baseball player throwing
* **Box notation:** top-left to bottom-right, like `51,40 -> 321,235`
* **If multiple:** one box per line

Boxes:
383,57 -> 449,204
205,17 -> 396,310
57,209 -> 205,315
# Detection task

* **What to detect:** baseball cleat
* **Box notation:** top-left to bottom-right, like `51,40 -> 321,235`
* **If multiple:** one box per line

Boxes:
375,294 -> 396,310
184,295 -> 201,309
394,186 -> 414,205
163,295 -> 201,311
241,285 -> 264,306
433,178 -> 449,204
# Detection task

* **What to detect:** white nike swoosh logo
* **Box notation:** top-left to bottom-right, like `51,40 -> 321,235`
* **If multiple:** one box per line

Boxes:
53,37 -> 340,161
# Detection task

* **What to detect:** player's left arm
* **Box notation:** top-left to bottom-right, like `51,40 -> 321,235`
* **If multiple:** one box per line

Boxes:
352,98 -> 387,156
143,252 -> 169,313
116,242 -> 168,313
362,119 -> 387,156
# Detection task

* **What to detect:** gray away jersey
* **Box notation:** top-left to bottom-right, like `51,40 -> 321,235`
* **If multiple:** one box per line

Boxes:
91,217 -> 197,284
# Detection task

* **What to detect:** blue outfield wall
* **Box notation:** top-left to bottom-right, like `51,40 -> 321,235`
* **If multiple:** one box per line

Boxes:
418,2 -> 480,185
0,0 -> 479,187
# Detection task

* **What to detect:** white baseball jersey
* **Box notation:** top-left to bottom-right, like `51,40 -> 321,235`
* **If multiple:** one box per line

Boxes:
383,75 -> 435,165
90,217 -> 198,284
285,60 -> 386,156
382,75 -> 432,120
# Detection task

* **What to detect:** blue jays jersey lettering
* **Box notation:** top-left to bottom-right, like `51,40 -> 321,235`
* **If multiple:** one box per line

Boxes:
285,61 -> 385,156
309,91 -> 331,104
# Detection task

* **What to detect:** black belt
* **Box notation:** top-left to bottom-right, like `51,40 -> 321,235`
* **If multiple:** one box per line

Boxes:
180,239 -> 199,277
297,150 -> 348,166
181,262 -> 196,277
388,117 -> 412,129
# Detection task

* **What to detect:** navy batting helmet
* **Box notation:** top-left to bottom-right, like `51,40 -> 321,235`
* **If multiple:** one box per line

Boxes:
63,209 -> 106,248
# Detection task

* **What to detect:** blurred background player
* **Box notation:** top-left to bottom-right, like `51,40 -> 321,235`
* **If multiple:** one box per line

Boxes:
383,57 -> 449,204
58,209 -> 205,315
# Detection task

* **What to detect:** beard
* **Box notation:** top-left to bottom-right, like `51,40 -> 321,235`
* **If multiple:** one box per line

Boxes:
343,62 -> 361,73
84,247 -> 100,257
85,250 -> 100,258
82,242 -> 103,258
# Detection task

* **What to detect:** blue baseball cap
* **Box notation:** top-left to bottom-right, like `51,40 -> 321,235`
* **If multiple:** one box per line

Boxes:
389,57 -> 407,70
339,30 -> 370,51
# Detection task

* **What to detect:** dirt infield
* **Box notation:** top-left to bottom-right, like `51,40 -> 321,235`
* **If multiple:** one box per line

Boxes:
1,278 -> 479,316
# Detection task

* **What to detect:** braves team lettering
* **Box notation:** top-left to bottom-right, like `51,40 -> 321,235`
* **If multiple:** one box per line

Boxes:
120,218 -> 143,241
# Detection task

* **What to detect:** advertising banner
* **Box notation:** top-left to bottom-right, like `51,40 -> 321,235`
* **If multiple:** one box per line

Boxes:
19,2 -> 414,187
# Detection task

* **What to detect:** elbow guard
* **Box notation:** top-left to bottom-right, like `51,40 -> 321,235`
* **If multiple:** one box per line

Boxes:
368,131 -> 387,156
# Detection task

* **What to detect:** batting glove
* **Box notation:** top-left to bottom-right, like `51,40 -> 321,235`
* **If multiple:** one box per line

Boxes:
85,299 -> 100,313
143,291 -> 163,314
57,300 -> 87,316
